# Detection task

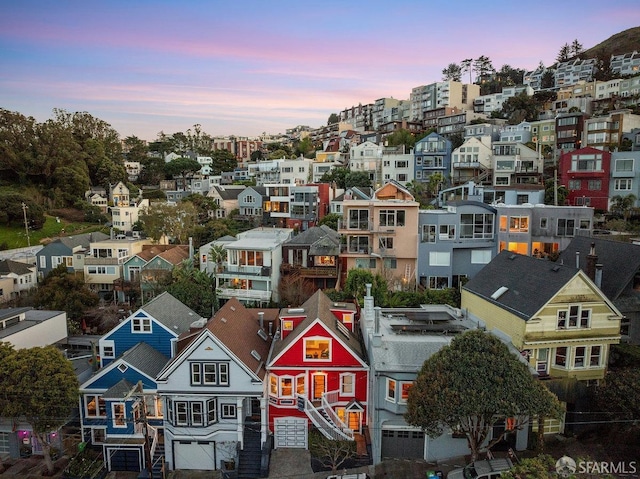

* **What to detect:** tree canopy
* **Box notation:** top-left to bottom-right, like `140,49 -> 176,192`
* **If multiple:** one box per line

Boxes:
0,344 -> 79,474
167,261 -> 216,318
405,329 -> 563,461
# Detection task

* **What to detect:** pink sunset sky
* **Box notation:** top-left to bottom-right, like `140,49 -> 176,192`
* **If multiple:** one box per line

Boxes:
1,1 -> 639,141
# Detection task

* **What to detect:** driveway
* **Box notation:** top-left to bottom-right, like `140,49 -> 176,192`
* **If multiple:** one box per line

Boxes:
268,448 -> 314,478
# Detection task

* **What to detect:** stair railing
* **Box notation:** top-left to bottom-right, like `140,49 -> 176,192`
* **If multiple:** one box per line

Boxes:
299,395 -> 353,441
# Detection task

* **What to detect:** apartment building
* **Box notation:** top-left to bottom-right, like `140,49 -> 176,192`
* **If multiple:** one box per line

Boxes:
410,81 -> 479,122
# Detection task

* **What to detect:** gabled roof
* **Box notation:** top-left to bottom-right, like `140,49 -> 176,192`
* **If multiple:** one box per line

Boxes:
270,289 -> 366,363
211,185 -> 245,200
463,251 -> 581,321
558,236 -> 640,300
0,259 -> 34,276
121,341 -> 170,378
285,225 -> 339,247
103,379 -> 136,399
205,298 -> 279,379
50,232 -> 109,250
245,186 -> 267,197
137,291 -> 203,334
135,244 -> 186,262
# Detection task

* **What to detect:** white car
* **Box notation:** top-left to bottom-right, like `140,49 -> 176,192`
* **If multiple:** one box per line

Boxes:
326,474 -> 370,479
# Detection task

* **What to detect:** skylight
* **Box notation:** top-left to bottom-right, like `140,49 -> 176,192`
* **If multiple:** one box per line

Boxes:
490,286 -> 509,300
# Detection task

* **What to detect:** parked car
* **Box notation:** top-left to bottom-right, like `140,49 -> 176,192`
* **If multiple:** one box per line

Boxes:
447,458 -> 513,479
326,474 -> 370,479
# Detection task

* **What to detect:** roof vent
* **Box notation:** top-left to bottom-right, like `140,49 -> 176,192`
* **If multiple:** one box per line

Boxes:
552,265 -> 561,272
287,308 -> 305,314
220,317 -> 227,323
250,350 -> 262,361
491,286 -> 509,300
230,306 -> 236,311
509,254 -> 517,260
336,320 -> 350,338
257,329 -> 268,341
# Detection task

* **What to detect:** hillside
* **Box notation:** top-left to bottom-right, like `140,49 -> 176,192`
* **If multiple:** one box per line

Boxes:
583,26 -> 640,58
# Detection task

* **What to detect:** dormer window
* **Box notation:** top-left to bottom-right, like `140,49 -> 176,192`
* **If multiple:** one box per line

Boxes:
304,337 -> 331,361
132,317 -> 151,333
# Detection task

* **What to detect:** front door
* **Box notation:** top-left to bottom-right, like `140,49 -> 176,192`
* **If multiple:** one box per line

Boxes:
312,374 -> 325,400
348,411 -> 361,434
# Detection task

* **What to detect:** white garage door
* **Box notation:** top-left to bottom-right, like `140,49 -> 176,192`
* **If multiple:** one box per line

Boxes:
174,440 -> 216,470
274,417 -> 307,448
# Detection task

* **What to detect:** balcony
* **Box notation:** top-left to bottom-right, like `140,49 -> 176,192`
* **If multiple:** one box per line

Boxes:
337,219 -> 373,232
280,263 -> 338,278
340,245 -> 372,255
220,265 -> 272,277
217,288 -> 271,302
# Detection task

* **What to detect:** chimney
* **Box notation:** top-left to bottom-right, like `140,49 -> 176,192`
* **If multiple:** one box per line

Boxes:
575,251 -> 580,269
595,264 -> 603,289
259,311 -> 264,330
363,283 -> 375,323
586,242 -> 597,281
372,306 -> 382,347
268,321 -> 273,337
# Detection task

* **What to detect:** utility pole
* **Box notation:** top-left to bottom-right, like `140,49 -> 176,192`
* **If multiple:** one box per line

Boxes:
21,202 -> 31,247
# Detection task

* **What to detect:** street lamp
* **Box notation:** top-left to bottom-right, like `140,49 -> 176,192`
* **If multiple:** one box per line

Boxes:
21,202 -> 31,247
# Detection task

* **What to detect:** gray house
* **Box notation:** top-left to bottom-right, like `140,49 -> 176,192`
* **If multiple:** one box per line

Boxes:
610,151 -> 640,208
359,286 -> 528,464
237,186 -> 266,223
418,201 -> 497,290
36,232 -> 109,279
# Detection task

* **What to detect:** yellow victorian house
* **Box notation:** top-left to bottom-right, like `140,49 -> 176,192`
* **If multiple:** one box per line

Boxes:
461,251 -> 622,432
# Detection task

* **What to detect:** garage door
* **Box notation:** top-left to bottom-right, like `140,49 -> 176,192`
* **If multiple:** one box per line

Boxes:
107,447 -> 142,471
174,441 -> 216,470
381,429 -> 424,459
274,417 -> 307,448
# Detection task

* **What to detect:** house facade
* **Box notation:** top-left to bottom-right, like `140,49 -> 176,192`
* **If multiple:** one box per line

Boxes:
559,147 -> 612,210
36,232 -> 109,279
266,290 -> 368,450
338,181 -> 419,290
414,132 -> 452,185
609,151 -> 640,208
216,228 -> 294,305
156,298 -> 278,472
418,201 -> 497,290
0,259 -> 37,297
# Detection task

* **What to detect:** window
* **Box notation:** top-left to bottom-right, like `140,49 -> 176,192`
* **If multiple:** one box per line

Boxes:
384,258 -> 397,269
615,159 -> 633,172
588,180 -> 601,190
91,428 -> 106,445
429,276 -> 449,289
304,337 -> 331,360
471,250 -> 491,264
574,346 -> 586,368
536,348 -> 549,374
558,305 -> 590,329
85,395 -> 106,417
421,224 -> 436,242
296,375 -> 305,395
348,236 -> 370,254
614,179 -> 632,190
190,362 -> 230,386
175,402 -> 188,426
269,376 -> 277,395
379,210 -> 405,227
439,224 -> 455,240
557,219 -> 575,236
112,403 -> 126,428
540,217 -> 548,229
554,347 -> 567,368
516,194 -> 528,205
348,209 -> 369,229
191,402 -> 204,426
132,317 -> 151,333
280,377 -> 293,397
221,404 -> 236,419
101,340 -> 115,359
399,382 -> 413,403
386,378 -> 396,402
379,237 -> 394,250
568,179 -> 581,191
509,216 -> 529,233
460,214 -> 494,239
590,346 -> 601,367
340,373 -> 355,396
282,320 -> 293,331
429,252 -> 450,266
207,400 -> 217,424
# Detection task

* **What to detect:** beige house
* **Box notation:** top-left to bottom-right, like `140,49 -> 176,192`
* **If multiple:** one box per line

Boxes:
338,180 -> 419,289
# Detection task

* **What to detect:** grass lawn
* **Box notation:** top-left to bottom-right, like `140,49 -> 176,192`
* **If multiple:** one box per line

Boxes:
0,215 -> 106,249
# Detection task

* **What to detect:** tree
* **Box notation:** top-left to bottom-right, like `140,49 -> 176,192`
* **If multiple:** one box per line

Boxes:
405,180 -> 429,208
570,39 -> 584,57
0,345 -> 78,475
164,157 -> 202,185
541,69 -> 555,89
473,56 -> 495,93
295,136 -> 315,158
442,63 -> 462,82
594,368 -> 640,423
460,58 -> 473,84
211,149 -> 238,175
344,171 -> 372,189
167,261 -> 216,318
320,167 -> 349,189
426,172 -> 445,198
327,113 -> 339,125
610,194 -> 637,221
278,274 -> 316,308
308,429 -> 356,473
35,264 -> 100,323
343,270 -> 387,306
556,43 -> 571,63
501,92 -> 541,124
544,179 -> 568,206
405,330 -> 563,462
319,213 -> 340,231
385,128 -> 416,150
501,454 -> 557,479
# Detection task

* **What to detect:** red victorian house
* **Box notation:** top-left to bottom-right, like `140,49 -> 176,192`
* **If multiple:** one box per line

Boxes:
266,289 -> 368,449
559,146 -> 611,211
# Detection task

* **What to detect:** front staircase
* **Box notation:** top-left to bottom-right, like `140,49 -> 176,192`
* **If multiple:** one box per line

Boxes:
150,435 -> 165,478
237,421 -> 262,479
300,395 -> 353,441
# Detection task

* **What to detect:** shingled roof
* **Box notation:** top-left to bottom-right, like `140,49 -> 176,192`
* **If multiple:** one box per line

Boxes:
205,297 -> 279,379
120,341 -> 170,378
463,251 -> 581,321
0,259 -> 34,276
141,291 -> 204,334
270,289 -> 365,361
558,235 -> 640,300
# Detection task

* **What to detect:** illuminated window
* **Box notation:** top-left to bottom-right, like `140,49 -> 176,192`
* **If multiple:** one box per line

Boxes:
509,216 -> 529,233
280,377 -> 293,397
112,403 -> 126,428
304,337 -> 331,360
400,382 -> 413,403
296,375 -> 305,395
270,376 -> 277,395
85,395 -> 106,417
386,379 -> 396,402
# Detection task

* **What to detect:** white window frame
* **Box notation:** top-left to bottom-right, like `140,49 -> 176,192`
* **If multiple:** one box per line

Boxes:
399,381 -> 413,404
190,402 -> 204,426
131,317 -> 152,333
101,340 -> 115,359
470,250 -> 491,264
175,401 -> 189,426
429,251 -> 451,267
112,403 -> 126,428
303,337 -> 331,361
85,394 -> 106,418
554,347 -> 568,369
589,345 -> 602,367
207,399 -> 217,425
385,378 -> 396,403
91,427 -> 106,445
279,376 -> 294,398
340,373 -> 356,396
221,404 -> 237,419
